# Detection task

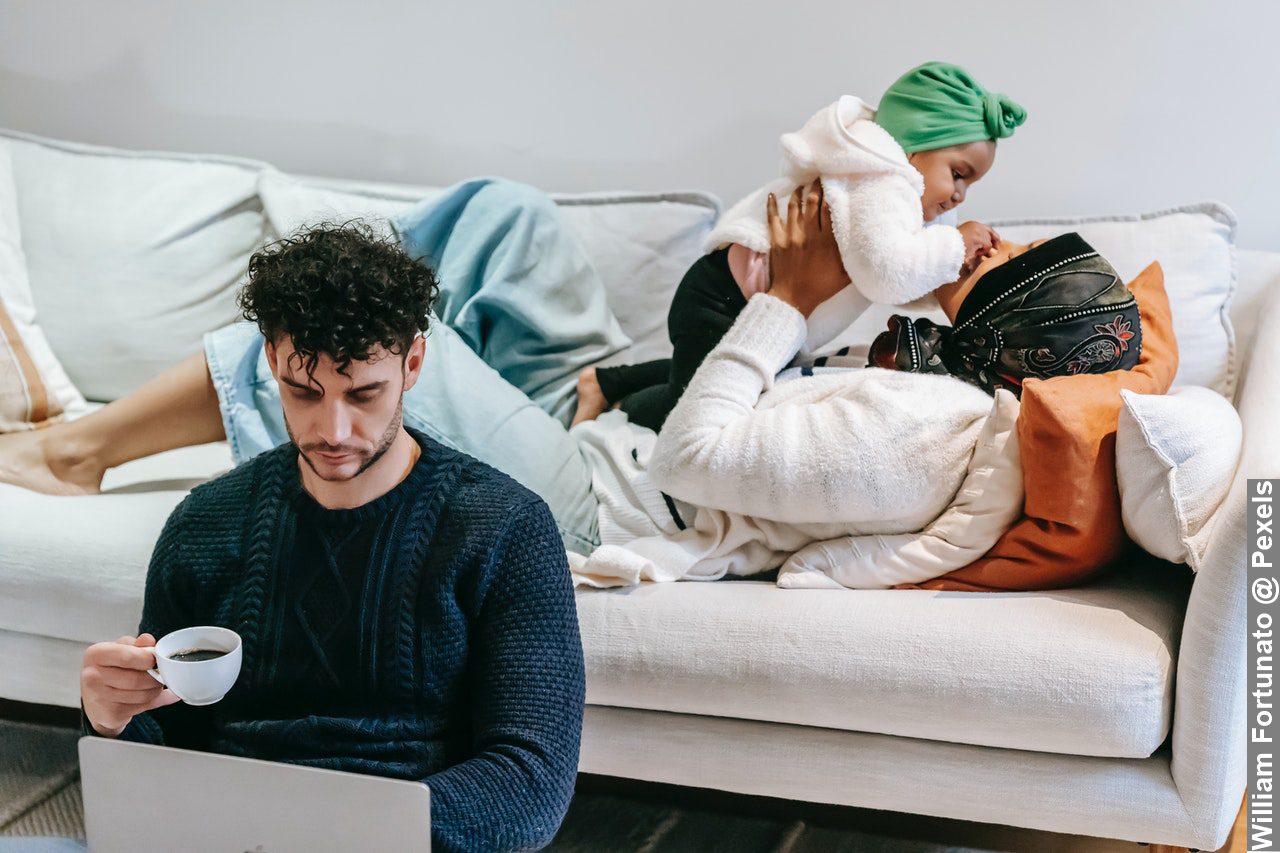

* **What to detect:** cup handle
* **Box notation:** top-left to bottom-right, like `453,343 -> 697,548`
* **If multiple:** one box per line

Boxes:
146,649 -> 166,687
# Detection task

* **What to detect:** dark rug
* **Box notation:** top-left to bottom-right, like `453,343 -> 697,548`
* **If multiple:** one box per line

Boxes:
0,720 -> 995,851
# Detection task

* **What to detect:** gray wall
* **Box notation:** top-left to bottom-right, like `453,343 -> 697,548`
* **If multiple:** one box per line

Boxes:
2,0 -> 1277,247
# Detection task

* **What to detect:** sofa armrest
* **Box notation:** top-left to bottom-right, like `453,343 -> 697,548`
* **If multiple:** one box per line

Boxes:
1171,277 -> 1280,848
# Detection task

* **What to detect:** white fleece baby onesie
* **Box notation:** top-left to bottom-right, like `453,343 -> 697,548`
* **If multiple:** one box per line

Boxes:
706,95 -> 967,354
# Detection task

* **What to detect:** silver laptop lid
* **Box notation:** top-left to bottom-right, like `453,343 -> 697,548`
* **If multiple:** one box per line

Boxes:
80,737 -> 430,853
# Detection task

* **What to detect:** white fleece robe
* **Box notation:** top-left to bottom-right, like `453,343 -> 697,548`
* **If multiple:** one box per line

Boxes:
705,95 -> 967,355
567,293 -> 997,588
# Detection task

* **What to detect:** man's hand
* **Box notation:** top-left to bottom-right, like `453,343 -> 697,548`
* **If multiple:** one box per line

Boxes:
767,180 -> 851,317
957,220 -> 1000,274
81,633 -> 179,737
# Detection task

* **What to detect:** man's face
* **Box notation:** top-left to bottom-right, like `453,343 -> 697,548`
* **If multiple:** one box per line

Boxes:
265,336 -> 425,482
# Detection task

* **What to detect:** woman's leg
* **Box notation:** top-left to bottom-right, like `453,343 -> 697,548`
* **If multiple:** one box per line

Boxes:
0,351 -> 223,495
1,179 -> 609,549
393,178 -> 632,426
207,318 -> 601,554
403,317 -> 601,555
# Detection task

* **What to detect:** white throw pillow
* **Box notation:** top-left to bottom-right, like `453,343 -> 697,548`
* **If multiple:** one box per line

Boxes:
776,389 -> 1022,589
258,171 -> 423,240
820,203 -> 1238,398
2,131 -> 268,402
0,145 -> 86,429
1116,386 -> 1241,570
555,193 -> 719,362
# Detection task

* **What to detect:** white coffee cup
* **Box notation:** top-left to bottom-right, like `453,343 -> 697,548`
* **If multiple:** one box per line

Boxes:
146,626 -> 243,706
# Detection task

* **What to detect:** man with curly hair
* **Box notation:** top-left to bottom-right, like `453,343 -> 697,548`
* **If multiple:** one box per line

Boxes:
70,199 -> 591,852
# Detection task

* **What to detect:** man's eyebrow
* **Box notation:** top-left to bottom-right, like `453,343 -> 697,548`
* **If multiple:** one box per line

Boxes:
279,376 -> 388,394
279,375 -> 317,391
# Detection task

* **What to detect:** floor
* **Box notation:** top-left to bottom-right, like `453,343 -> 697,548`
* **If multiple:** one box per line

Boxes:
0,702 -> 1241,852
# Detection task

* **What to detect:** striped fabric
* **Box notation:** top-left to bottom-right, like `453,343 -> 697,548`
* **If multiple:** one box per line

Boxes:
0,298 -> 63,432
809,345 -> 857,369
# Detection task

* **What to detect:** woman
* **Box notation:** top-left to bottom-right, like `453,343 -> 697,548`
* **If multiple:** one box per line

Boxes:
0,179 -> 1139,586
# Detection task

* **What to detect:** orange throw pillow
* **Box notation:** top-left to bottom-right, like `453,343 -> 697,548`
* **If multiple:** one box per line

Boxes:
896,261 -> 1178,592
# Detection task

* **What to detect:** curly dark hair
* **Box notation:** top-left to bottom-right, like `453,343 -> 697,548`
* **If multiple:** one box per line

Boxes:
238,221 -> 439,380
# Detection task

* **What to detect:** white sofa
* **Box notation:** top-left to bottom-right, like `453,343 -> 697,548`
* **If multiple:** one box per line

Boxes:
0,129 -> 1272,851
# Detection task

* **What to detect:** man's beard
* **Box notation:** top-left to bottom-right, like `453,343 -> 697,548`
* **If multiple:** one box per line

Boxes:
287,398 -> 405,482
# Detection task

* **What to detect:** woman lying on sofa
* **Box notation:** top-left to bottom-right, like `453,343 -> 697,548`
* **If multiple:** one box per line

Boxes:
0,178 -> 1141,588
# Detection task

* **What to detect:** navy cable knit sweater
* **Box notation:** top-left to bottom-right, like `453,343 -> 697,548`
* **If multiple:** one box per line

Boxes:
106,428 -> 586,852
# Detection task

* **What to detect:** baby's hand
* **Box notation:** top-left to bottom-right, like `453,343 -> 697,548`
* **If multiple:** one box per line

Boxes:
957,221 -> 1000,273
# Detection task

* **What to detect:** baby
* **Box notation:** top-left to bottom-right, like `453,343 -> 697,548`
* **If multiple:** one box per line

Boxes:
574,61 -> 1027,432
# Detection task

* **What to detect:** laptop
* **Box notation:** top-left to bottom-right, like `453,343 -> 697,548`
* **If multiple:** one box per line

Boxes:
80,737 -> 430,853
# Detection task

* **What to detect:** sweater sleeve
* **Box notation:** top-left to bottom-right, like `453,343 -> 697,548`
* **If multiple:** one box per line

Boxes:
836,174 -> 967,305
83,500 -> 216,749
424,498 -> 586,853
649,293 -> 987,527
647,294 -> 817,521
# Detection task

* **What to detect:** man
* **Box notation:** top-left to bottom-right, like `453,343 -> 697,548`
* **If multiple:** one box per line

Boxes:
76,224 -> 586,852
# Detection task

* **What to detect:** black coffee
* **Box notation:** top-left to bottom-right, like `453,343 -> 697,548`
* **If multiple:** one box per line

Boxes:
169,648 -> 228,663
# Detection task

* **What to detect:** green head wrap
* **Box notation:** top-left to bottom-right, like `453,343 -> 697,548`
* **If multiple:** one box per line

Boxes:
875,61 -> 1027,154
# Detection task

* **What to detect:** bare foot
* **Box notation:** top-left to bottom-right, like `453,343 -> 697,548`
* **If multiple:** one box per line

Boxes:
571,367 -> 609,428
0,426 -> 105,495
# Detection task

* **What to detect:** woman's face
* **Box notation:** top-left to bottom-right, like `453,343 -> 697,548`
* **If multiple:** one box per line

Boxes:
869,239 -> 1050,370
934,238 -> 1050,322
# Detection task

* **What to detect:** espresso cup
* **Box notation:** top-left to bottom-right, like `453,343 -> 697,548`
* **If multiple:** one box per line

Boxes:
147,626 -> 242,706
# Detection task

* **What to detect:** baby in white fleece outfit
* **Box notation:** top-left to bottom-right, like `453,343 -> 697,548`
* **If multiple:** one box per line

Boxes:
577,61 -> 1027,434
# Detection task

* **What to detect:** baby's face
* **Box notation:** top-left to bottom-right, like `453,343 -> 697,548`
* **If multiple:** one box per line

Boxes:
909,140 -> 997,222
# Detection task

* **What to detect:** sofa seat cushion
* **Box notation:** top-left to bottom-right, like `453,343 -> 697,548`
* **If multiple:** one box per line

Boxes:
2,435 -> 1186,761
0,439 -> 235,645
577,560 -> 1189,759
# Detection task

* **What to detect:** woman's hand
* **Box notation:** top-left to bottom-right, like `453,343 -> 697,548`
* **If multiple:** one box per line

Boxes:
766,180 -> 850,317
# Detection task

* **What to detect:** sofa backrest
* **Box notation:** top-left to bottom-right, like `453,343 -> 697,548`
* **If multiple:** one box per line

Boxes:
0,128 -> 1258,406
254,170 -> 718,366
0,129 -> 718,402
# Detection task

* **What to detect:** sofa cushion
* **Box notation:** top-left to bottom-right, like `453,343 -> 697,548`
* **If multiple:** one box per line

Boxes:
1116,386 -> 1242,570
2,430 -> 1183,760
900,263 -> 1178,592
993,205 -> 1236,397
0,131 -> 269,403
258,170 -> 418,240
0,146 -> 86,429
578,561 -> 1187,760
0,436 -> 234,645
1,128 -> 718,394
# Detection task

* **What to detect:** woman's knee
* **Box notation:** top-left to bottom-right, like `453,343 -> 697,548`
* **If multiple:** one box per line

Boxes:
474,177 -> 560,221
